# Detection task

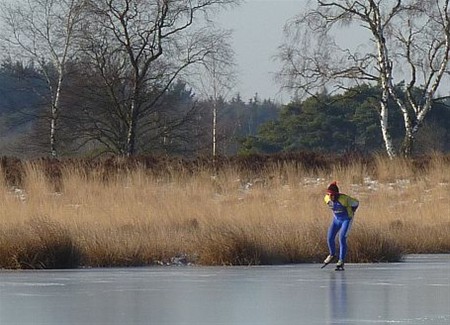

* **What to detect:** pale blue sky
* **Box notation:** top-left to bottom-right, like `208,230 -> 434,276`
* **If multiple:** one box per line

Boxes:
216,0 -> 373,104
217,0 -> 303,103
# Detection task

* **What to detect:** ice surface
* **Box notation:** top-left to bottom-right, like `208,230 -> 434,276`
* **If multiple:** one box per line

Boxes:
0,255 -> 449,325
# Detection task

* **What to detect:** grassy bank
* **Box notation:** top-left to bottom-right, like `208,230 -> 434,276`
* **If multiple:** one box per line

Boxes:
0,153 -> 449,269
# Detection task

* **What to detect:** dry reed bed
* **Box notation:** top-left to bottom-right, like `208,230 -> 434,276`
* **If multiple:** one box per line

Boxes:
0,154 -> 449,269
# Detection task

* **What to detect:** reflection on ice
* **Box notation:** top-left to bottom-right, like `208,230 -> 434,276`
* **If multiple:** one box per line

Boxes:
328,272 -> 348,322
0,255 -> 448,325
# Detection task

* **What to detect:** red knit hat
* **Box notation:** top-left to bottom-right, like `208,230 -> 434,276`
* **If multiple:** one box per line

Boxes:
327,181 -> 339,195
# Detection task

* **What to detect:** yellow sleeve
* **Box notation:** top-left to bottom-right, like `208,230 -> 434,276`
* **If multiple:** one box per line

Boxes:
343,195 -> 359,218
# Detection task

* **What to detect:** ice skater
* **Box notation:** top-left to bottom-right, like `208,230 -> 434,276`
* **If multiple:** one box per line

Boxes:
322,181 -> 359,270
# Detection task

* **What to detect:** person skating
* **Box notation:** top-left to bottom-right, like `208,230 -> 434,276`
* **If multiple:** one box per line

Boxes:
323,181 -> 359,270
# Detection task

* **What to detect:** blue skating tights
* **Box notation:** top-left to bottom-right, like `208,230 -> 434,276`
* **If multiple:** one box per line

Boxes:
327,218 -> 353,261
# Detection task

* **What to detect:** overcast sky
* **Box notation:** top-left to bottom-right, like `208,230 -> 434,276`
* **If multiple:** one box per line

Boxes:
216,0 -> 304,104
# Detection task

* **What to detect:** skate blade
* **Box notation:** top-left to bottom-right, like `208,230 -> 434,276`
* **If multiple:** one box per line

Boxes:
321,262 -> 331,269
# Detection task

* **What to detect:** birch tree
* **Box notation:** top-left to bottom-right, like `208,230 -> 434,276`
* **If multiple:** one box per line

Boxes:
0,0 -> 86,158
278,0 -> 450,158
196,28 -> 236,163
80,0 -> 238,156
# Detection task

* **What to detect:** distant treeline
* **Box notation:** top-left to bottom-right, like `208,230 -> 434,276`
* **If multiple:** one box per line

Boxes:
0,61 -> 278,158
241,84 -> 450,155
1,63 -> 449,158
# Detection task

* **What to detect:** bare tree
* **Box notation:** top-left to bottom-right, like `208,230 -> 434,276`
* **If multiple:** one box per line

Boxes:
194,28 -> 236,164
78,0 -> 239,156
0,0 -> 86,158
277,0 -> 450,158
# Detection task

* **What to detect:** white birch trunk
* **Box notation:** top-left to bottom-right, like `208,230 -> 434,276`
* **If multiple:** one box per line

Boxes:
212,100 -> 217,159
212,63 -> 218,161
379,89 -> 396,159
50,74 -> 64,158
210,57 -> 219,173
373,6 -> 397,159
126,97 -> 138,156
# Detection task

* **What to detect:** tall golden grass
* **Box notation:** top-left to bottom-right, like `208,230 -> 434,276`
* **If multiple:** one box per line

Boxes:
0,153 -> 449,269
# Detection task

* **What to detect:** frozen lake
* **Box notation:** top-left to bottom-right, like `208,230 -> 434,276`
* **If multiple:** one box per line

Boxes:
0,255 -> 449,325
